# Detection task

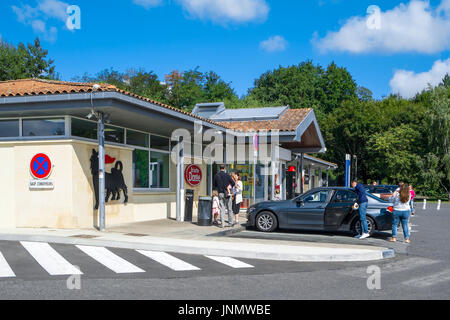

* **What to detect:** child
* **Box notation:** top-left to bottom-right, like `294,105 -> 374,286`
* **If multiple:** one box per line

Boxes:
212,190 -> 220,225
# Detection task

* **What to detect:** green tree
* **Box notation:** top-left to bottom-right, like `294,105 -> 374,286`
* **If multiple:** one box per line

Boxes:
418,85 -> 450,199
319,61 -> 357,114
0,38 -> 56,81
248,61 -> 324,112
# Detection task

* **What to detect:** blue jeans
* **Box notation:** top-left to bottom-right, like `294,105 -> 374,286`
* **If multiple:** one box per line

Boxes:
392,210 -> 410,239
358,201 -> 369,234
410,200 -> 415,214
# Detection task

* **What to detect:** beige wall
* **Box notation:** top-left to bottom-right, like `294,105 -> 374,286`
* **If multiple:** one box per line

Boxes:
0,139 -> 177,229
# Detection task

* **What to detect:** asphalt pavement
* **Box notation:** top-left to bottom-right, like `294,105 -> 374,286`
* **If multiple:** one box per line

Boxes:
0,202 -> 448,299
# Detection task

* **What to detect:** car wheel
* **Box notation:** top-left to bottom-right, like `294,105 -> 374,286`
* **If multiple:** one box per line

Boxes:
353,216 -> 376,236
256,211 -> 278,232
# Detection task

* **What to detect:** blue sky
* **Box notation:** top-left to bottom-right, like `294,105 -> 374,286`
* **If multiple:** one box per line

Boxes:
1,0 -> 449,100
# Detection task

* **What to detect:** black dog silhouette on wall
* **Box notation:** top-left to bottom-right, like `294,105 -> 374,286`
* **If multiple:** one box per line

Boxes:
90,149 -> 129,210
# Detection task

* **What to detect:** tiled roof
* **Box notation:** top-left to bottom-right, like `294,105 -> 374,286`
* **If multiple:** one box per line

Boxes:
0,78 -> 221,126
220,108 -> 312,132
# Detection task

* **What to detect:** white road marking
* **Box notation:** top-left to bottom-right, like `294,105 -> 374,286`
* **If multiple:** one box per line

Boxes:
76,245 -> 145,274
136,250 -> 200,271
402,269 -> 450,288
205,256 -> 254,269
21,242 -> 83,276
0,252 -> 15,278
338,257 -> 438,278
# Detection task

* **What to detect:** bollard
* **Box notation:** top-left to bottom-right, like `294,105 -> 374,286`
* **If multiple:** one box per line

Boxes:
437,200 -> 441,211
423,199 -> 427,210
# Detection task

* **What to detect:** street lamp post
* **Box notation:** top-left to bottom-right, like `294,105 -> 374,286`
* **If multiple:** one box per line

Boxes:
98,112 -> 106,231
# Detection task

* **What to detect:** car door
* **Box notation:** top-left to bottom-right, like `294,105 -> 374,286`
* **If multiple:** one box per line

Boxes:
288,190 -> 333,228
324,190 -> 357,229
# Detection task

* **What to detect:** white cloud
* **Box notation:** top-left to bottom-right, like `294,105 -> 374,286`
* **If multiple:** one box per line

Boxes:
313,0 -> 450,54
176,0 -> 269,24
133,0 -> 163,9
38,0 -> 69,21
12,0 -> 69,43
390,58 -> 450,98
259,35 -> 288,52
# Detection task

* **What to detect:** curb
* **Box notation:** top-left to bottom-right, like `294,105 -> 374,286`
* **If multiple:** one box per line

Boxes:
0,232 -> 395,262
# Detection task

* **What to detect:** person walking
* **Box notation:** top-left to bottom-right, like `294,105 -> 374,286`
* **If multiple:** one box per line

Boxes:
351,179 -> 370,239
213,164 -> 235,228
409,184 -> 416,216
389,183 -> 411,243
231,172 -> 243,227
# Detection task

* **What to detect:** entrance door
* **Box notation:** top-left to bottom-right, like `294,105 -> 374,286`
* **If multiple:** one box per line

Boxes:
288,189 -> 333,228
324,189 -> 356,228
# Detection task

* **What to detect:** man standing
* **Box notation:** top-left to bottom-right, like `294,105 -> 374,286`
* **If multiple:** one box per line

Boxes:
214,165 -> 235,228
352,179 -> 370,239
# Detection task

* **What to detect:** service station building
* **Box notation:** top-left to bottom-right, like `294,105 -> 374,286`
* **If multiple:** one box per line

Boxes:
0,79 -> 336,229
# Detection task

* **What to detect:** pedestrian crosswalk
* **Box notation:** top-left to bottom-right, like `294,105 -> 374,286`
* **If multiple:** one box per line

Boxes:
0,241 -> 255,279
0,252 -> 15,278
136,250 -> 201,271
76,245 -> 145,274
338,256 -> 450,288
21,241 -> 83,276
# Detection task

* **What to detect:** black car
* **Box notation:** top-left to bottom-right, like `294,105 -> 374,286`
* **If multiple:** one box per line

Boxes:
246,187 -> 393,235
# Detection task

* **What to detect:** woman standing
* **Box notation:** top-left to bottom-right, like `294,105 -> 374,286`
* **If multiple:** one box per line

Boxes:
231,172 -> 243,227
389,183 -> 411,243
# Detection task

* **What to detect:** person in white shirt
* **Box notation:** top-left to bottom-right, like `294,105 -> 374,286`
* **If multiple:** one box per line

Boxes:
389,183 -> 411,243
231,172 -> 243,227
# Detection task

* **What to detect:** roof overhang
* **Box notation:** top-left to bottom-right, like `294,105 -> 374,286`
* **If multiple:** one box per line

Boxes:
0,91 -> 226,137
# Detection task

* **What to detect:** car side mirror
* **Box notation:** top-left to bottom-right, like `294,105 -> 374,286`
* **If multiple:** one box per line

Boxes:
296,199 -> 304,207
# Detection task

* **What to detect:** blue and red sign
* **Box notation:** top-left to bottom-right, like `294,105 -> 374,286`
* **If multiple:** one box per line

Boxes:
30,153 -> 52,179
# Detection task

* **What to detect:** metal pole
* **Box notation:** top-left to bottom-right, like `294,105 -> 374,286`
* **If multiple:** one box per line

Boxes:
98,112 -> 106,231
300,153 -> 304,194
345,154 -> 351,187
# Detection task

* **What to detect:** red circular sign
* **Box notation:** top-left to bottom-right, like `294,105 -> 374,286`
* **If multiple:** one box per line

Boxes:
30,153 -> 52,179
185,165 -> 202,187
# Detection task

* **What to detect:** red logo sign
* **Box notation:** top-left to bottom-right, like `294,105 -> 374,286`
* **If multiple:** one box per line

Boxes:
185,165 -> 202,187
30,153 -> 52,179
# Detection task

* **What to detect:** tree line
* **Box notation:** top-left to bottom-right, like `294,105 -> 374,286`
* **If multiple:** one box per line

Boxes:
1,38 -> 449,199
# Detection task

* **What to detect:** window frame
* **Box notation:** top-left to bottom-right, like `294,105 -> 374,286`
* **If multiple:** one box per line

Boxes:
332,189 -> 358,203
0,116 -> 69,141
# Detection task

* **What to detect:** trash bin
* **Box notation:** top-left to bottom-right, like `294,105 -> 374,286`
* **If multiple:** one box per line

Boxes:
184,189 -> 194,222
197,196 -> 213,226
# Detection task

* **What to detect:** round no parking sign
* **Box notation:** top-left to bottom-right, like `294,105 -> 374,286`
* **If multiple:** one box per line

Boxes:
30,153 -> 52,179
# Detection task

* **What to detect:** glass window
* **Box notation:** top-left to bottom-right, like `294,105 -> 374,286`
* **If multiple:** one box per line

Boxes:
304,190 -> 333,203
133,149 -> 149,188
23,118 -> 65,137
105,125 -> 124,144
0,119 -> 20,137
150,135 -> 169,151
150,151 -> 169,189
333,190 -> 357,203
127,130 -> 149,148
71,118 -> 97,140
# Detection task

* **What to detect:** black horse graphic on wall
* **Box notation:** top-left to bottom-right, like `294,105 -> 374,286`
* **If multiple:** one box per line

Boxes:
90,149 -> 129,210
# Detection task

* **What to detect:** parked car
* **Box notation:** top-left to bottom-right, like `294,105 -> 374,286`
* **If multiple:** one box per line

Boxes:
246,187 -> 393,235
364,185 -> 398,200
